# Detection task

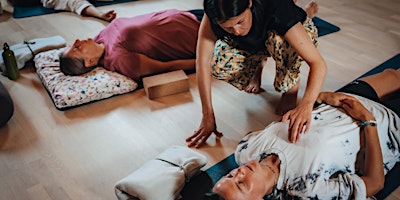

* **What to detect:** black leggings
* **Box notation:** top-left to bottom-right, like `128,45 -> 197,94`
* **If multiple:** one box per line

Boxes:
337,80 -> 400,116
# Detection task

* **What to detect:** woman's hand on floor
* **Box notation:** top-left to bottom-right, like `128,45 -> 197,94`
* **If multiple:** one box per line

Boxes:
186,116 -> 223,148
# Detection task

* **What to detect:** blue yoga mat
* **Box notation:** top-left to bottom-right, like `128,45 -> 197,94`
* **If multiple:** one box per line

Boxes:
13,0 -> 136,18
358,53 -> 400,78
312,16 -> 340,37
181,54 -> 400,200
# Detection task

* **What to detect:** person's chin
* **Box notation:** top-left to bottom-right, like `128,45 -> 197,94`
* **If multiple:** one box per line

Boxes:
238,31 -> 250,37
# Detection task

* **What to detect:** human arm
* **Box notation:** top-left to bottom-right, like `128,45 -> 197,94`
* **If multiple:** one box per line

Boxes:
186,15 -> 222,148
136,54 -> 195,77
315,92 -> 354,107
82,5 -> 116,22
109,51 -> 195,80
317,92 -> 385,196
336,96 -> 385,196
281,22 -> 327,143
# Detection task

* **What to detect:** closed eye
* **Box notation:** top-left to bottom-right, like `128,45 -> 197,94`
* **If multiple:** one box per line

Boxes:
236,181 -> 245,191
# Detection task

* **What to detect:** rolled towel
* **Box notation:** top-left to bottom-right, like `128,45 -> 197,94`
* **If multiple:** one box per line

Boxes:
0,35 -> 66,71
115,146 -> 207,200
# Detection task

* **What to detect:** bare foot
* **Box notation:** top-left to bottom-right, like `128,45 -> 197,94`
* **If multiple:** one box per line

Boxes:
276,82 -> 299,115
305,1 -> 319,18
245,66 -> 263,93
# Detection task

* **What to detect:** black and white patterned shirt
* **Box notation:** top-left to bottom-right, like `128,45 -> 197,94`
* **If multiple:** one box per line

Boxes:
235,94 -> 400,199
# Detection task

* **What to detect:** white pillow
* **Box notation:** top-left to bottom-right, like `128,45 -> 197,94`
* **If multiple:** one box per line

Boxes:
34,48 -> 138,110
0,35 -> 66,71
114,146 -> 207,200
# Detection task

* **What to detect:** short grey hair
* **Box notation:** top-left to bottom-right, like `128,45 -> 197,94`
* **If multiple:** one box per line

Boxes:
59,53 -> 97,75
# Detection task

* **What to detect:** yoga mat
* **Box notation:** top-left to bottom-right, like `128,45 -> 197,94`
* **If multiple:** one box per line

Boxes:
312,16 -> 340,37
181,53 -> 400,200
358,53 -> 400,78
13,0 -> 136,18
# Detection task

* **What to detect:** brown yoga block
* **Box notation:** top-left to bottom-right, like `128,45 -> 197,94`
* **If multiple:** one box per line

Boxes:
143,70 -> 190,99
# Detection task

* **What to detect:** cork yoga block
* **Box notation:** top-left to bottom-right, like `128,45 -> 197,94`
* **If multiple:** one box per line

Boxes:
143,70 -> 190,99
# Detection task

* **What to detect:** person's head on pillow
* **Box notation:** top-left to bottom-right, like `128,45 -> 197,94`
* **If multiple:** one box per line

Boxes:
211,160 -> 276,200
60,38 -> 104,75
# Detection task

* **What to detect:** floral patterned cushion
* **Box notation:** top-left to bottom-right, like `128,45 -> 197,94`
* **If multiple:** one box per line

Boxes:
34,48 -> 138,110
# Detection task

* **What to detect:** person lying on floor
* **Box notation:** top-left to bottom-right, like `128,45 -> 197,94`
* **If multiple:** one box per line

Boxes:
60,5 -> 318,83
208,68 -> 400,199
41,0 -> 116,22
59,9 -> 200,81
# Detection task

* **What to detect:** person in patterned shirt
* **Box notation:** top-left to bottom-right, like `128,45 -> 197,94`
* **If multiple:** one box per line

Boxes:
211,68 -> 400,199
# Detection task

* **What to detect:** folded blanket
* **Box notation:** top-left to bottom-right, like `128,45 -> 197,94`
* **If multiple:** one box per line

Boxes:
115,146 -> 207,200
0,35 -> 66,71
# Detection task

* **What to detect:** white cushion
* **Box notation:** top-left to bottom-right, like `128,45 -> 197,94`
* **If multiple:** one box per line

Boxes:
114,146 -> 207,200
0,35 -> 66,71
34,48 -> 138,109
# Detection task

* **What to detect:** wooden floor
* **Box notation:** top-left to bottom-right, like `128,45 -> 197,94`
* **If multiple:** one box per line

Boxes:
0,0 -> 399,199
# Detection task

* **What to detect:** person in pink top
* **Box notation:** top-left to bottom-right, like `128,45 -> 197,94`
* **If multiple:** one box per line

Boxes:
60,9 -> 200,81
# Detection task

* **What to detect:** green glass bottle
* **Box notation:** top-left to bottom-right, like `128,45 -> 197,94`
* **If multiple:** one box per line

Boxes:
2,43 -> 20,80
